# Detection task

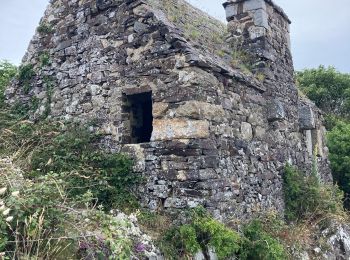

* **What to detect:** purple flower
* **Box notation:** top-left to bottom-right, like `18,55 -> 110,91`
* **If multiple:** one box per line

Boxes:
135,242 -> 146,253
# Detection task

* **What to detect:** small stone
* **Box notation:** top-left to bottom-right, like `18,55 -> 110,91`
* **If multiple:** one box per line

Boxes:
241,122 -> 253,141
134,21 -> 149,34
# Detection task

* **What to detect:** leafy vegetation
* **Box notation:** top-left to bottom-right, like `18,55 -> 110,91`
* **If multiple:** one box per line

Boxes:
240,220 -> 287,260
328,122 -> 350,208
0,60 -> 17,105
296,66 -> 350,121
39,52 -> 50,67
283,165 -> 344,222
37,22 -> 54,34
159,207 -> 241,259
18,63 -> 35,94
296,67 -> 350,209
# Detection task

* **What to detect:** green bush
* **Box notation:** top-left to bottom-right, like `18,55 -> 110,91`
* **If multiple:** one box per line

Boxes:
328,121 -> 350,208
0,100 -> 139,211
37,22 -> 54,34
296,66 -> 350,119
240,220 -> 287,260
39,52 -> 50,67
160,207 -> 241,259
0,60 -> 17,106
283,165 -> 344,222
26,124 -> 139,211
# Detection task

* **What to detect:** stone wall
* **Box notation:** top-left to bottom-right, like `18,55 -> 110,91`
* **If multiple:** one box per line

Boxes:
5,0 -> 331,221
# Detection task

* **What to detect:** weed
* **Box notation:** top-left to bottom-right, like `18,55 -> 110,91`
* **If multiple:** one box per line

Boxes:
18,64 -> 35,94
283,165 -> 344,222
39,52 -> 50,67
255,72 -> 266,82
37,22 -> 54,35
159,207 -> 240,259
240,220 -> 287,260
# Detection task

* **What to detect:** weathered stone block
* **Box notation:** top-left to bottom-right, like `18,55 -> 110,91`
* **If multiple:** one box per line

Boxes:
299,106 -> 316,130
241,122 -> 253,141
121,144 -> 145,172
243,0 -> 266,12
176,101 -> 225,122
134,21 -> 149,34
252,9 -> 269,29
267,100 -> 285,121
198,169 -> 217,180
152,102 -> 169,118
224,3 -> 238,20
151,119 -> 210,141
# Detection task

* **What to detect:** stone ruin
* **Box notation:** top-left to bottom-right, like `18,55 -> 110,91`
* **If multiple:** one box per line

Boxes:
5,0 -> 332,220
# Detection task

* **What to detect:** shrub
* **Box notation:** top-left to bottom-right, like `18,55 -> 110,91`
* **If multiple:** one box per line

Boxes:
0,98 -> 139,211
160,207 -> 241,259
283,165 -> 344,222
39,52 -> 50,67
296,66 -> 350,119
240,220 -> 287,260
37,22 -> 54,34
17,64 -> 35,94
29,124 -> 139,210
0,60 -> 17,106
328,121 -> 350,208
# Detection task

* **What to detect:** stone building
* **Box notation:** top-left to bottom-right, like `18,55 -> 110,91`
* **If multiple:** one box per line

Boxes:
6,0 -> 331,220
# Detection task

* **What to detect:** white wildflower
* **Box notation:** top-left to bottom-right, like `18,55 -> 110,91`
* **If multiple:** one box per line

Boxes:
2,208 -> 10,216
0,187 -> 7,196
0,205 -> 5,211
5,216 -> 13,222
11,191 -> 20,197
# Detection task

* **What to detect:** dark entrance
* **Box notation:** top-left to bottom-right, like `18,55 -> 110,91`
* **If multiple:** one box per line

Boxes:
125,92 -> 153,144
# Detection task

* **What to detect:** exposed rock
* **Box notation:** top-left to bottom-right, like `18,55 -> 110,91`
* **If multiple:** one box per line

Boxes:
299,105 -> 316,130
267,100 -> 286,122
176,101 -> 225,122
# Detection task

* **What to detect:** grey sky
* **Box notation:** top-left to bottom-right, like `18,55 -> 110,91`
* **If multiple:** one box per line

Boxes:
0,0 -> 349,72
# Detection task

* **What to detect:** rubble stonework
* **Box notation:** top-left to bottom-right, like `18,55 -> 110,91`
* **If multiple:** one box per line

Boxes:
5,0 -> 331,220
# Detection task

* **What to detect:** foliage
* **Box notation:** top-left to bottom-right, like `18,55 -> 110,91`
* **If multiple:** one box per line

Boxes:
39,52 -> 50,67
0,116 -> 139,211
296,66 -> 350,119
160,207 -> 241,259
240,219 -> 287,260
0,171 -> 75,259
328,121 -> 350,207
29,125 -> 138,210
18,64 -> 35,94
0,60 -> 17,106
283,165 -> 344,222
37,22 -> 54,34
0,161 -> 149,259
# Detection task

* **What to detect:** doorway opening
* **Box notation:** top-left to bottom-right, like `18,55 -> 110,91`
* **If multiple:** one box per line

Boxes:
125,92 -> 153,144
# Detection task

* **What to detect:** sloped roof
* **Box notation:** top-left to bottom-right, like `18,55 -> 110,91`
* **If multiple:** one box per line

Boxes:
146,0 -> 265,91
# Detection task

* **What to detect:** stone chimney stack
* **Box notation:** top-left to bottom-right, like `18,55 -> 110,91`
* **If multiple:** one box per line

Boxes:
223,0 -> 294,90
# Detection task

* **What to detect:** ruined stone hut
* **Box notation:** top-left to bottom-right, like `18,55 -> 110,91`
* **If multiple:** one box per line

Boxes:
6,0 -> 331,220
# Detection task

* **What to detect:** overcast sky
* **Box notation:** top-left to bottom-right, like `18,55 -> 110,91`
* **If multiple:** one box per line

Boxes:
0,0 -> 349,72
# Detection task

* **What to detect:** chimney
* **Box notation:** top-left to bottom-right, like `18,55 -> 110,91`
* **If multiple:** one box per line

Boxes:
223,0 -> 294,87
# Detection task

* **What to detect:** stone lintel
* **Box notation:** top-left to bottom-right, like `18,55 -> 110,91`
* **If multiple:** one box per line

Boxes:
151,119 -> 210,141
